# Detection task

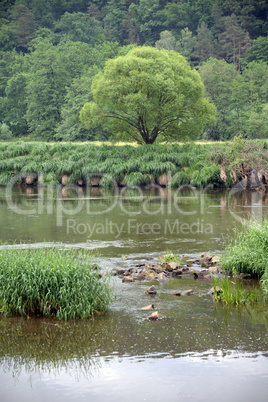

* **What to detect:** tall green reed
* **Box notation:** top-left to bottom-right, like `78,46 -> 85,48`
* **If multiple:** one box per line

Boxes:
0,246 -> 113,320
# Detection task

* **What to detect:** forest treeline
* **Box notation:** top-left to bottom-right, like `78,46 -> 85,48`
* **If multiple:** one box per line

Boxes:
0,0 -> 267,142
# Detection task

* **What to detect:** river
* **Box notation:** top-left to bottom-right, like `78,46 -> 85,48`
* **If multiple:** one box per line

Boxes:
0,185 -> 268,401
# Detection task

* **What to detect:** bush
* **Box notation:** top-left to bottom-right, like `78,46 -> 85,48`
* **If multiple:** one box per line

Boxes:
0,246 -> 113,320
221,220 -> 268,278
0,123 -> 13,141
124,172 -> 150,187
190,164 -> 223,187
169,171 -> 189,187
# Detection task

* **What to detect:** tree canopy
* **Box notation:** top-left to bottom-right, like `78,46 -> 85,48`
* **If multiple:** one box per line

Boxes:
80,46 -> 216,144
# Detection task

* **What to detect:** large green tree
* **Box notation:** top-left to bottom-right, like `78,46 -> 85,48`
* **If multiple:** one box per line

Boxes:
80,46 -> 216,144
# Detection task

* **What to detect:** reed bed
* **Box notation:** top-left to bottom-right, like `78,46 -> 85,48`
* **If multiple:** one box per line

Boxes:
0,141 -> 225,188
0,246 -> 113,320
213,276 -> 260,305
0,139 -> 267,188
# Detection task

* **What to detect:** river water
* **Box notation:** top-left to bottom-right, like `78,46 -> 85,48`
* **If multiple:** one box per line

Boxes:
0,185 -> 268,401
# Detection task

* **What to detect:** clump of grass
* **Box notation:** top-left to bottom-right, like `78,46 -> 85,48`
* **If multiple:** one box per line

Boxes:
213,277 -> 247,305
160,251 -> 181,264
124,172 -> 150,187
213,276 -> 260,305
190,164 -> 223,187
169,171 -> 189,187
0,246 -> 113,320
221,219 -> 268,278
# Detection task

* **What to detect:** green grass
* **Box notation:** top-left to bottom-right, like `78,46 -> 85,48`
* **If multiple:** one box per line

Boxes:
213,276 -> 260,305
0,138 -> 267,188
220,219 -> 268,278
159,252 -> 181,264
0,246 -> 113,320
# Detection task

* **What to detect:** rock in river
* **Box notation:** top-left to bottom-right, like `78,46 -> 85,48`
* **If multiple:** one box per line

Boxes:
140,304 -> 154,310
173,289 -> 193,296
145,285 -> 157,296
147,311 -> 159,321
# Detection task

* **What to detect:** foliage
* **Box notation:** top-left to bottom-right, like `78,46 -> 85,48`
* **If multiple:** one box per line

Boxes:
159,252 -> 181,264
0,1 -> 267,142
220,220 -> 268,278
0,140 -> 267,189
0,123 -> 13,140
213,276 -> 259,305
0,246 -> 113,320
53,12 -> 106,46
80,46 -> 216,144
190,164 -> 223,187
244,37 -> 268,64
169,171 -> 189,187
199,58 -> 268,140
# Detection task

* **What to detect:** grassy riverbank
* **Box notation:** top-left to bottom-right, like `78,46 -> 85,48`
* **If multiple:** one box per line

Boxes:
220,219 -> 268,296
0,246 -> 113,320
0,137 -> 267,188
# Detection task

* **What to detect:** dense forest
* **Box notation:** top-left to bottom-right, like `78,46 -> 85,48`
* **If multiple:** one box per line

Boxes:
0,0 -> 267,142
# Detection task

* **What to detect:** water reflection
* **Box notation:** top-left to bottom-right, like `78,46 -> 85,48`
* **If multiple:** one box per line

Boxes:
2,186 -> 267,256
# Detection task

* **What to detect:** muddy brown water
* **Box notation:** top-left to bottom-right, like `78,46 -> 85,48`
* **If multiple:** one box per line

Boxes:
0,185 -> 268,401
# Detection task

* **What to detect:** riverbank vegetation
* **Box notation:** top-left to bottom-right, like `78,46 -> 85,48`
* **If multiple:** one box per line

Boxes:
0,137 -> 267,189
0,246 -> 113,320
220,219 -> 268,296
0,1 -> 267,142
213,276 -> 260,305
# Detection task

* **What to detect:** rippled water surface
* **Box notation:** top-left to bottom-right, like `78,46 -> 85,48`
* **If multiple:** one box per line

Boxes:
0,186 -> 268,401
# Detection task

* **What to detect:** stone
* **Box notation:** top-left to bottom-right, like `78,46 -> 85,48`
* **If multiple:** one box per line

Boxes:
211,256 -> 220,264
145,285 -> 157,296
208,266 -> 219,274
140,304 -> 154,310
166,261 -> 180,271
173,289 -> 193,296
122,276 -> 134,283
157,272 -> 169,282
131,272 -> 146,280
220,166 -> 227,182
62,174 -> 69,186
90,176 -> 101,186
147,311 -> 159,321
157,173 -> 172,186
115,268 -> 125,275
26,175 -> 34,185
200,253 -> 212,262
171,270 -> 183,277
209,286 -> 222,295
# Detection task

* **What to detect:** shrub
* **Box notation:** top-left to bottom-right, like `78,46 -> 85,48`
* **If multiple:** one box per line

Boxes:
124,172 -> 150,187
190,164 -> 223,187
0,123 -> 13,141
0,246 -> 113,320
169,171 -> 189,187
221,220 -> 268,278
